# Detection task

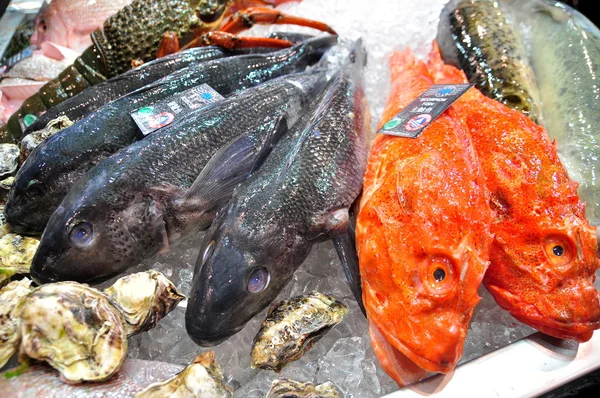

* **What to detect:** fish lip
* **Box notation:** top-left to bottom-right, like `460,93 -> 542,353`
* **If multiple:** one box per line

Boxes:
30,262 -> 59,285
368,315 -> 458,373
486,283 -> 600,340
185,319 -> 244,347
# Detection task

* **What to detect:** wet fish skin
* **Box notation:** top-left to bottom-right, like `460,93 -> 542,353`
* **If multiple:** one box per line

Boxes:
357,48 -> 493,384
429,43 -> 600,342
30,70 -> 328,285
22,46 -> 273,137
185,41 -> 370,346
6,36 -> 337,235
514,0 -> 600,240
437,0 -> 541,121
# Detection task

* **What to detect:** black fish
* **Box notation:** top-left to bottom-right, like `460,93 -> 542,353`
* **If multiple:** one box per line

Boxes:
30,70 -> 329,285
185,40 -> 371,346
6,35 -> 337,234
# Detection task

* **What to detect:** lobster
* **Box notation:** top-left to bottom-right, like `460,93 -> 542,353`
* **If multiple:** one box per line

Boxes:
0,0 -> 335,143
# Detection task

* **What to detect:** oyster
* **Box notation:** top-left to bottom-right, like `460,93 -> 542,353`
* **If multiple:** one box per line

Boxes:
0,144 -> 19,180
135,351 -> 232,398
19,116 -> 74,161
0,206 -> 9,238
266,379 -> 342,398
0,278 -> 33,368
18,282 -> 127,383
0,177 -> 14,205
0,232 -> 39,287
104,270 -> 185,336
251,291 -> 348,372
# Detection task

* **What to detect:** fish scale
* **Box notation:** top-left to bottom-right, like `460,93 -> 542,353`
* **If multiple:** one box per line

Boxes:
185,41 -> 370,347
30,70 -> 328,285
6,36 -> 336,235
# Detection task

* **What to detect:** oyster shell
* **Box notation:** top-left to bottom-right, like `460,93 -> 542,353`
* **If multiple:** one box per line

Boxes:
0,278 -> 33,368
18,282 -> 127,383
135,351 -> 232,398
19,116 -> 73,161
0,144 -> 19,180
0,177 -> 13,205
0,206 -> 9,238
251,291 -> 348,372
0,231 -> 39,287
266,379 -> 342,398
104,270 -> 185,336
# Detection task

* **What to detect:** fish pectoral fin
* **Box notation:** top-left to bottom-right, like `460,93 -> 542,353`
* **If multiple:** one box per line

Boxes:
332,225 -> 366,316
179,118 -> 287,212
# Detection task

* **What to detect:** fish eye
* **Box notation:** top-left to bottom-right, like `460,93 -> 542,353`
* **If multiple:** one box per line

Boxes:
25,180 -> 43,196
201,240 -> 215,265
69,221 -> 94,248
544,234 -> 573,268
421,256 -> 457,296
247,267 -> 270,294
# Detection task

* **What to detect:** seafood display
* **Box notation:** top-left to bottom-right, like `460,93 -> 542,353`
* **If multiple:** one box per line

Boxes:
186,40 -> 370,346
5,36 -> 335,235
266,379 -> 342,398
30,69 -> 329,285
0,270 -> 182,379
429,44 -> 600,342
251,291 -> 348,372
135,351 -> 232,398
1,0 -> 600,396
356,48 -> 493,384
0,0 -> 335,142
437,0 -> 541,121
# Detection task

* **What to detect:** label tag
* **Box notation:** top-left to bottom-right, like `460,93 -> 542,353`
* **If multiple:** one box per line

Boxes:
0,46 -> 36,76
131,84 -> 224,136
378,84 -> 473,138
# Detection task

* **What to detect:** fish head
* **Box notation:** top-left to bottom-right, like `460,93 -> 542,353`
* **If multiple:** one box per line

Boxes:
186,206 -> 309,346
5,139 -> 79,235
485,211 -> 600,342
31,3 -> 67,48
358,152 -> 492,373
30,170 -> 169,285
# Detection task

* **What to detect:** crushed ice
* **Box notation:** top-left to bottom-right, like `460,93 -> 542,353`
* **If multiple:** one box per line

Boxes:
119,0 -> 537,396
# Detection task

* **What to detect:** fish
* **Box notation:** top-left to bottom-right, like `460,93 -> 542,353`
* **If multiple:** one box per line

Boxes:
185,40 -> 370,346
21,45 -> 273,138
5,35 -> 337,235
509,0 -> 600,243
437,0 -> 541,122
428,42 -> 600,342
30,0 -> 133,52
250,291 -> 348,372
30,70 -> 329,285
355,48 -> 493,385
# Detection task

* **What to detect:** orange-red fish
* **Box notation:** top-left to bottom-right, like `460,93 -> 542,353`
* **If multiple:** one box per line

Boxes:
428,42 -> 600,342
355,48 -> 493,385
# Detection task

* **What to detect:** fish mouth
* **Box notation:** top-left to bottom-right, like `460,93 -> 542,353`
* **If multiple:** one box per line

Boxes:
368,315 -> 460,374
486,284 -> 600,342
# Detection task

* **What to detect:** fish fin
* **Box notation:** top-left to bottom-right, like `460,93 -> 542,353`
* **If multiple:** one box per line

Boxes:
332,226 -> 366,316
150,198 -> 170,254
178,115 -> 288,210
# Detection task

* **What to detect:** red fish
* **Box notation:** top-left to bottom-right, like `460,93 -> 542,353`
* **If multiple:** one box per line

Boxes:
428,42 -> 600,342
356,48 -> 493,385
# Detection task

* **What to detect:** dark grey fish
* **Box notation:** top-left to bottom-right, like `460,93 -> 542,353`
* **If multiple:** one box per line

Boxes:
437,0 -> 541,121
185,40 -> 370,346
21,46 -> 249,137
5,36 -> 337,235
30,70 -> 329,285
